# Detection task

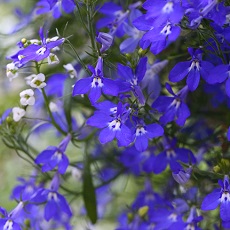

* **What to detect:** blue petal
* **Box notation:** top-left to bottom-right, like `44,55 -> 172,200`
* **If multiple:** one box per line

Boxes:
62,0 -> 75,13
45,199 -> 58,221
120,37 -> 139,53
176,102 -> 190,126
57,193 -> 72,216
99,127 -> 116,144
136,57 -> 147,82
88,87 -> 102,104
152,96 -> 174,113
207,64 -> 228,84
200,61 -> 214,82
35,148 -> 56,164
102,78 -> 119,96
201,189 -> 221,211
152,152 -> 167,174
72,78 -> 92,95
116,125 -> 132,147
87,112 -> 111,128
58,154 -> 69,174
135,135 -> 148,152
220,199 -> 230,221
169,61 -> 191,82
186,69 -> 200,91
145,123 -> 164,138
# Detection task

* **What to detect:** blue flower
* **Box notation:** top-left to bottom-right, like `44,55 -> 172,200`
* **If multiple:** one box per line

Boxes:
169,48 -> 214,91
36,0 -> 75,18
35,134 -> 71,174
201,175 -> 230,222
118,57 -> 147,105
10,26 -> 64,66
152,83 -> 190,126
72,57 -> 119,104
87,101 -> 132,147
32,173 -> 72,221
132,119 -> 164,152
151,137 -> 196,174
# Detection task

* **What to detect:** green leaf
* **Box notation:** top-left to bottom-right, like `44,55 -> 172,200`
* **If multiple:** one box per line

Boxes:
82,154 -> 97,224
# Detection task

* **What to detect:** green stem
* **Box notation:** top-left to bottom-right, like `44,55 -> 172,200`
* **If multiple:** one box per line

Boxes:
41,88 -> 67,135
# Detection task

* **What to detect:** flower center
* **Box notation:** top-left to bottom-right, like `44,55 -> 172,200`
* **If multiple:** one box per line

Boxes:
162,2 -> 174,14
136,126 -> 147,136
91,77 -> 103,88
36,46 -> 47,56
160,23 -> 172,36
108,119 -> 121,130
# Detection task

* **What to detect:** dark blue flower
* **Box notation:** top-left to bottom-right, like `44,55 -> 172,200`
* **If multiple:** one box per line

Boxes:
35,134 -> 71,174
87,101 -> 132,147
118,57 -> 147,105
152,83 -> 190,126
10,26 -> 64,66
32,173 -> 72,221
36,0 -> 75,18
72,57 -> 119,104
132,119 -> 164,152
169,48 -> 214,91
201,175 -> 230,222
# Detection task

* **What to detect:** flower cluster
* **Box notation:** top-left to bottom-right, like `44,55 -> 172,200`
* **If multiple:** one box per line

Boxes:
1,0 -> 230,229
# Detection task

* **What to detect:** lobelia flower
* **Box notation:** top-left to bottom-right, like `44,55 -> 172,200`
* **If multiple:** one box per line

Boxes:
97,2 -> 141,37
12,107 -> 26,122
201,175 -> 230,222
36,0 -> 76,19
142,0 -> 184,26
35,134 -> 71,174
72,57 -> 119,105
134,17 -> 181,55
151,137 -> 196,174
11,171 -> 38,201
20,89 -> 35,106
132,118 -> 164,152
10,26 -> 64,66
169,48 -> 214,91
87,101 -> 132,147
152,83 -> 190,126
32,173 -> 72,221
117,57 -> 147,105
0,202 -> 25,230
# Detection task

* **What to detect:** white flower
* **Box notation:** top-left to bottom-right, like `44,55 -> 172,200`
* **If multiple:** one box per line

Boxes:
6,63 -> 18,81
12,107 -> 26,122
63,63 -> 77,78
20,89 -> 35,106
47,53 -> 59,65
29,73 -> 46,89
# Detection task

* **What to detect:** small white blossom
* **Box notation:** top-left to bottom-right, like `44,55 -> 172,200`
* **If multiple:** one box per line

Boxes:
47,53 -> 59,65
20,89 -> 35,106
63,63 -> 77,78
12,107 -> 26,122
6,63 -> 18,81
29,73 -> 46,89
